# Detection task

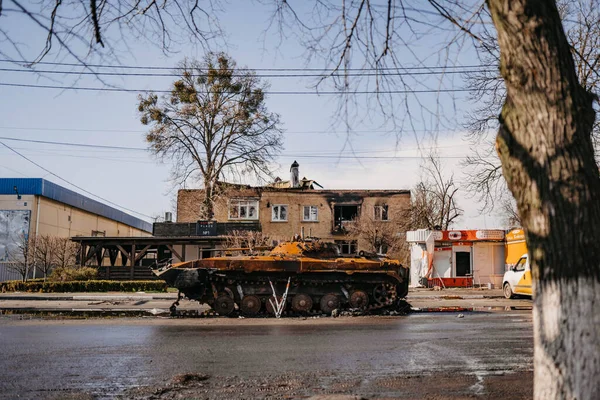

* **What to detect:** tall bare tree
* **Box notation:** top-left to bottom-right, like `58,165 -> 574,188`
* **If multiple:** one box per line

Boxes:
409,155 -> 463,230
463,0 -> 600,215
138,54 -> 284,219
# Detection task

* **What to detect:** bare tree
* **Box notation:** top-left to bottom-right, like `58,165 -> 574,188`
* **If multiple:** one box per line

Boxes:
347,212 -> 405,255
224,230 -> 279,255
0,0 -> 224,71
499,195 -> 521,228
138,54 -> 284,219
33,234 -> 56,280
409,154 -> 463,230
463,0 -> 600,213
53,237 -> 79,269
6,233 -> 33,282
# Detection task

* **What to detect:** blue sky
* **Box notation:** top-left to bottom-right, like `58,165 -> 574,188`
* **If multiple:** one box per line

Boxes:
0,2 -> 503,228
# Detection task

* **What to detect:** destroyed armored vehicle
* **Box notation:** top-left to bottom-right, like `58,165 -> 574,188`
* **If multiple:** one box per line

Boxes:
154,239 -> 409,316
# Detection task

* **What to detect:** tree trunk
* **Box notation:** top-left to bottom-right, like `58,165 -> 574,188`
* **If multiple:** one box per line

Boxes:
487,0 -> 600,398
201,180 -> 214,220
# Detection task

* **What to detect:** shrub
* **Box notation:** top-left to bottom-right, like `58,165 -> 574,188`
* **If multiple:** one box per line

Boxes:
49,266 -> 98,282
0,280 -> 167,293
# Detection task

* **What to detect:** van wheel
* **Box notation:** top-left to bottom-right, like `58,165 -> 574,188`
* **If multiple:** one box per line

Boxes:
503,283 -> 514,299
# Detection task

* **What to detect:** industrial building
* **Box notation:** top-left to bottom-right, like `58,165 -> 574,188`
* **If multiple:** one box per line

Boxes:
0,178 -> 152,281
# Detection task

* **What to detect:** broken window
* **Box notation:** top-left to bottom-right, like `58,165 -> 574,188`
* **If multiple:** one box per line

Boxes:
272,205 -> 288,221
336,240 -> 357,255
374,205 -> 389,221
303,205 -> 318,221
229,199 -> 259,220
378,244 -> 389,255
334,205 -> 359,229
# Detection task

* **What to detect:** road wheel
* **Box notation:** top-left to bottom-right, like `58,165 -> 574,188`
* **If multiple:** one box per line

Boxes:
320,293 -> 340,314
214,295 -> 235,315
503,283 -> 514,299
240,295 -> 261,316
291,294 -> 313,313
349,290 -> 369,309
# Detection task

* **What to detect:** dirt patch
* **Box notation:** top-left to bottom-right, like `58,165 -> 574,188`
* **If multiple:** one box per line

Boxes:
171,373 -> 211,385
119,371 -> 532,400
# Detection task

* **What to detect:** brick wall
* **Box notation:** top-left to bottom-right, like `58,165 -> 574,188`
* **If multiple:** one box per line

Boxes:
176,187 -> 411,251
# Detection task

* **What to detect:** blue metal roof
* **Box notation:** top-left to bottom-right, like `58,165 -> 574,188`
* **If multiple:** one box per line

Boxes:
0,178 -> 152,233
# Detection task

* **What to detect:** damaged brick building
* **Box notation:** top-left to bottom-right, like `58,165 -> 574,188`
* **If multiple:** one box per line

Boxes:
176,161 -> 410,256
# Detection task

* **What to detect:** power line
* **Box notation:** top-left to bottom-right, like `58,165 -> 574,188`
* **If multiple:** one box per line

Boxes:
0,164 -> 28,177
0,136 -> 146,151
0,82 -> 473,95
0,67 -> 495,78
0,126 -> 145,133
0,126 -> 467,135
0,136 -> 469,157
0,141 -> 154,220
0,59 -> 496,71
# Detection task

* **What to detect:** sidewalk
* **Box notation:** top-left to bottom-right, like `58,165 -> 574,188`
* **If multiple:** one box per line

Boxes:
0,287 -> 504,302
0,288 -> 530,317
407,287 -> 505,299
0,292 -> 178,301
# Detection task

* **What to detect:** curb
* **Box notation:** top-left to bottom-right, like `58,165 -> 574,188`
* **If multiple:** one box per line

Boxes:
0,294 -> 178,301
407,295 -> 505,300
0,307 -> 171,316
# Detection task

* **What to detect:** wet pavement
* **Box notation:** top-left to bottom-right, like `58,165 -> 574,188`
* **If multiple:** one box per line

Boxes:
0,311 -> 533,399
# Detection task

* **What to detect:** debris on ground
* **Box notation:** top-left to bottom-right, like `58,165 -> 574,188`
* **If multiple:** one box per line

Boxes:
172,373 -> 211,385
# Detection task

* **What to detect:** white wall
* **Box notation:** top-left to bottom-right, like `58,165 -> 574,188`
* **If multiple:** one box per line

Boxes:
409,243 -> 427,287
472,242 -> 505,287
433,249 -> 452,278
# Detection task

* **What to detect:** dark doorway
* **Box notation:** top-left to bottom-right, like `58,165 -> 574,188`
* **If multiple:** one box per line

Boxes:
201,250 -> 212,259
334,205 -> 359,230
455,252 -> 471,276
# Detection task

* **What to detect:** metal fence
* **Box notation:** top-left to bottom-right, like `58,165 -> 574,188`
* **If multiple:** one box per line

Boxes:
0,262 -> 34,282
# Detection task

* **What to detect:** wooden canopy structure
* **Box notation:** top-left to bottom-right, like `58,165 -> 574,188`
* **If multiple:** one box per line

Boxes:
71,236 -> 227,280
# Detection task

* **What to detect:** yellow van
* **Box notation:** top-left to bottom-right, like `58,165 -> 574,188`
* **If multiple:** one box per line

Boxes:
502,254 -> 532,298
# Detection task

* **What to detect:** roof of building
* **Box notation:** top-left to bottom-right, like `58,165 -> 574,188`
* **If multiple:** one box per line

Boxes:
0,178 -> 152,233
267,177 -> 323,189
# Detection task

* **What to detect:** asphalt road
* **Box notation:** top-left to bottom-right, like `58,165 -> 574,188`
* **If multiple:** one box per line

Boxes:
0,311 -> 533,399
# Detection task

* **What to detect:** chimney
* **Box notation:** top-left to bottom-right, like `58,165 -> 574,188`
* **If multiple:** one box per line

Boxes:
164,212 -> 173,223
290,160 -> 300,188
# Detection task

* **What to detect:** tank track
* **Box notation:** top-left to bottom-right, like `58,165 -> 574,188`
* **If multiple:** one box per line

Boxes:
176,271 -> 406,317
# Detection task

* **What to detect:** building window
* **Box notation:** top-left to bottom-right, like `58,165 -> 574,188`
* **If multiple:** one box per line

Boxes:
374,205 -> 389,221
272,205 -> 288,221
303,205 -> 318,221
229,199 -> 259,220
336,240 -> 357,255
334,204 -> 359,230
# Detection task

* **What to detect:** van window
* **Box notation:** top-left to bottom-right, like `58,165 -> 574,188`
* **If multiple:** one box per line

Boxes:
514,257 -> 527,272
